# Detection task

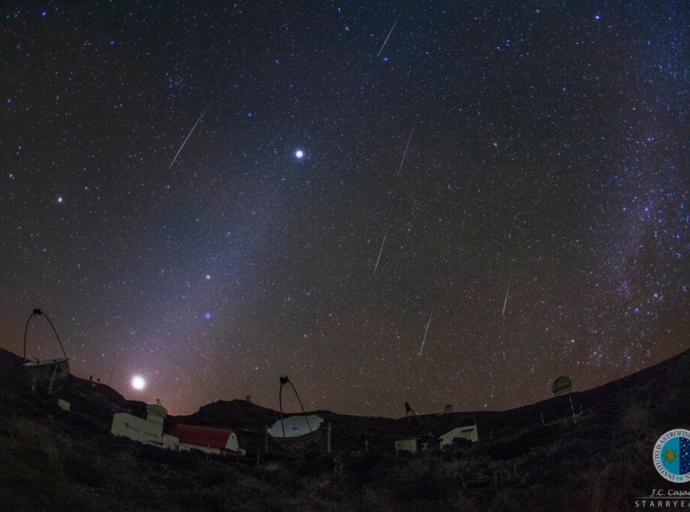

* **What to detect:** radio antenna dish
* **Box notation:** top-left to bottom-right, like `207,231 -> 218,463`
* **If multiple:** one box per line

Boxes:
23,309 -> 70,395
278,376 -> 312,438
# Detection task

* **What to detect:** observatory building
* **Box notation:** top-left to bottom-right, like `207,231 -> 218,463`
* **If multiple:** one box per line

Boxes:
552,376 -> 573,397
171,424 -> 243,455
395,439 -> 418,454
111,402 -> 180,450
111,403 -> 244,455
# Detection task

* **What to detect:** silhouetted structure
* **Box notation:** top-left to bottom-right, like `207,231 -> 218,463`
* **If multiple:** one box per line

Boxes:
552,376 -> 573,397
23,309 -> 70,395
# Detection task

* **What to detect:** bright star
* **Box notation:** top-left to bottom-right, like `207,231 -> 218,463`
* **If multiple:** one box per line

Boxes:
295,150 -> 304,158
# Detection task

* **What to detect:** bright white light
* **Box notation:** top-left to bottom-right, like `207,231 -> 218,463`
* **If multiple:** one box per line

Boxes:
295,150 -> 304,158
131,375 -> 146,390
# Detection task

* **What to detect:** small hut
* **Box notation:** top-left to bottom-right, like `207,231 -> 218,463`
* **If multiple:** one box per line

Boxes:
395,439 -> 418,454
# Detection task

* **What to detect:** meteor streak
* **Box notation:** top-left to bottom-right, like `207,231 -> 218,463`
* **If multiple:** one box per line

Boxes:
373,226 -> 390,276
396,119 -> 416,177
418,306 -> 434,356
502,272 -> 512,317
169,101 -> 213,169
377,12 -> 402,58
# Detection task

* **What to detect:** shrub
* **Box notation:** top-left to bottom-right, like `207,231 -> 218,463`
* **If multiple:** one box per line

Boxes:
622,402 -> 649,430
0,416 -> 75,510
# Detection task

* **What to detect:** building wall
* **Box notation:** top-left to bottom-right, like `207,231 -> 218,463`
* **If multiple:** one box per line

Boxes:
395,439 -> 418,453
161,434 -> 180,450
178,434 -> 240,455
111,413 -> 164,443
180,443 -> 222,455
225,432 -> 239,452
145,404 -> 166,426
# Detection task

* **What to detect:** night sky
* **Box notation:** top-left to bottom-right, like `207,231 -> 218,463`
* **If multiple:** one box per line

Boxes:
2,1 -> 689,418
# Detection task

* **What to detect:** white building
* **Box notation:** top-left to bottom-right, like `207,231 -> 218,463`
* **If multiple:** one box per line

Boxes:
111,403 -> 180,450
395,438 -> 418,453
172,424 -> 243,455
439,425 -> 478,448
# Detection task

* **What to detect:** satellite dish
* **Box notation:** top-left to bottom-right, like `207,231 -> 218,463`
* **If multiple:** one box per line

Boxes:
266,376 -> 322,456
277,376 -> 313,437
23,309 -> 70,395
551,376 -> 572,397
267,415 -> 324,439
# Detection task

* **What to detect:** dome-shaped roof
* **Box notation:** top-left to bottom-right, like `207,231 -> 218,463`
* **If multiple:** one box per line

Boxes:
551,376 -> 572,396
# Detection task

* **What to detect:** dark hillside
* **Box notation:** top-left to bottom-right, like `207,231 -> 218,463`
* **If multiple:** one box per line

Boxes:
2,345 -> 690,511
173,347 -> 690,456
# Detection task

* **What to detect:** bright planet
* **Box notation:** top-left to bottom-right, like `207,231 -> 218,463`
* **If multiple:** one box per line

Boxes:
131,376 -> 146,390
1,1 -> 688,421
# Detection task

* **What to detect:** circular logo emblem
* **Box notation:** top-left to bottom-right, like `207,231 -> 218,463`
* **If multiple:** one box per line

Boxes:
654,429 -> 690,482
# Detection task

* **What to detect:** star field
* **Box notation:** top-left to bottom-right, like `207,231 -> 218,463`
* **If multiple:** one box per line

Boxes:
1,1 -> 689,417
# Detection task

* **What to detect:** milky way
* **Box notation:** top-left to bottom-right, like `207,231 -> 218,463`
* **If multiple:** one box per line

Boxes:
1,2 -> 688,416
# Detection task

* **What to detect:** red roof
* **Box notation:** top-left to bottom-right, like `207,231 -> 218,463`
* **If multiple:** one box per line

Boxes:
172,424 -> 235,450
